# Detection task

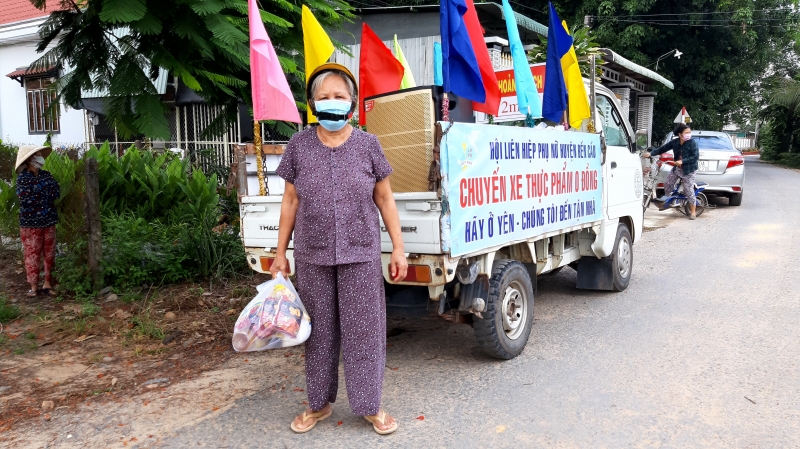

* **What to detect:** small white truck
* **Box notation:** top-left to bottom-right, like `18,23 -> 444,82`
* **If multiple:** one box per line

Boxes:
239,82 -> 646,359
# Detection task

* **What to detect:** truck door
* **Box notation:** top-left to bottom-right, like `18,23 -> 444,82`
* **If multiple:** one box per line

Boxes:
596,94 -> 641,221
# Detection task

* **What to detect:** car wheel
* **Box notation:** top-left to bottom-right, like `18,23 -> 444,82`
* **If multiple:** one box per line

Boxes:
729,191 -> 743,206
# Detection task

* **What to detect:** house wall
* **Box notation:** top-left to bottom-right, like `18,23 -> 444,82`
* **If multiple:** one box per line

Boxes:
0,19 -> 86,147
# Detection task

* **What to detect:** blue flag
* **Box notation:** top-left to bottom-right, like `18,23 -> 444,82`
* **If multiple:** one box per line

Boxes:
542,2 -> 573,123
433,42 -> 443,86
440,0 -> 485,103
502,0 -> 541,118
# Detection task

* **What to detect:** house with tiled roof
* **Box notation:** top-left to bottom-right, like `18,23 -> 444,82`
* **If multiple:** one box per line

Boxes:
0,0 -> 85,146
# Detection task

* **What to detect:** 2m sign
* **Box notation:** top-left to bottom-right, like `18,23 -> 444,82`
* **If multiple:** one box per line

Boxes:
475,63 -> 546,124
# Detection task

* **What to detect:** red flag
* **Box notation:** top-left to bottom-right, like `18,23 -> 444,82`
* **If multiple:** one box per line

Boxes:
462,0 -> 501,115
359,24 -> 405,126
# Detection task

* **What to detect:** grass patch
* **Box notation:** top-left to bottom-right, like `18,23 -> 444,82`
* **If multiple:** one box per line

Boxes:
81,301 -> 101,317
0,296 -> 21,323
128,309 -> 165,341
120,291 -> 143,304
230,285 -> 252,298
73,317 -> 92,335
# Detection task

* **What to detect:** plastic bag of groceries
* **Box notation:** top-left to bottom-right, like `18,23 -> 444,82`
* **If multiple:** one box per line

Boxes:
232,274 -> 311,352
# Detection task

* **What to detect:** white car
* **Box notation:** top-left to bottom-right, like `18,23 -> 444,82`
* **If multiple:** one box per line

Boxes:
655,130 -> 745,206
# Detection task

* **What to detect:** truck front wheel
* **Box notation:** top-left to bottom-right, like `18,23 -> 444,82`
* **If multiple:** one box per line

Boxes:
611,224 -> 632,292
473,260 -> 534,360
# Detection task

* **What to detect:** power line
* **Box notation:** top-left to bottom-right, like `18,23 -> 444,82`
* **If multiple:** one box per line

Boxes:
589,8 -> 796,18
505,0 -> 548,19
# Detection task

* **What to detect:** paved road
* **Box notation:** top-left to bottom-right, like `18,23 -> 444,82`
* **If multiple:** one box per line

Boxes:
163,157 -> 799,448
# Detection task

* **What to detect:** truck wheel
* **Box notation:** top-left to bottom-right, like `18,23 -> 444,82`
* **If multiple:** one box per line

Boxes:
729,191 -> 743,206
611,224 -> 632,292
473,260 -> 534,360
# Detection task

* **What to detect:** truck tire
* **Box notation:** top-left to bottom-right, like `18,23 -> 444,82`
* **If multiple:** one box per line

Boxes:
611,224 -> 632,292
473,260 -> 535,360
729,191 -> 743,206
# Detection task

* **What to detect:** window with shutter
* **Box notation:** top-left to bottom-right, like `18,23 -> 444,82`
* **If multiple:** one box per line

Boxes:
25,77 -> 60,134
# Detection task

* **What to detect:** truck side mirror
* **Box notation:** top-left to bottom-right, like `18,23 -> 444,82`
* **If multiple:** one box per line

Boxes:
635,129 -> 649,152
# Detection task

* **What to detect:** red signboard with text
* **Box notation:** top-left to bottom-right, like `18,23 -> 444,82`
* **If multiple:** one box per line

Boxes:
475,63 -> 546,123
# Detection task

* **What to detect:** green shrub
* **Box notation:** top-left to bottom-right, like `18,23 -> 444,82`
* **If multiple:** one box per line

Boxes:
43,151 -> 86,245
177,207 -> 247,280
777,152 -> 800,168
86,143 -> 218,222
54,239 -> 93,299
0,296 -> 21,323
101,212 -> 190,289
0,140 -> 16,183
0,177 -> 19,239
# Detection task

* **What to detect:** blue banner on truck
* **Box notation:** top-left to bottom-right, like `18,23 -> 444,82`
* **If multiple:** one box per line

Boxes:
440,122 -> 604,257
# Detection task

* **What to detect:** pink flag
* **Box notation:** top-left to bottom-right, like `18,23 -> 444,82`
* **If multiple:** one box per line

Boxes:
249,0 -> 301,123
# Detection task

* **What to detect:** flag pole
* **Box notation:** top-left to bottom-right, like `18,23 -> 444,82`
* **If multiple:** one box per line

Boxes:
254,121 -> 267,196
588,54 -> 597,133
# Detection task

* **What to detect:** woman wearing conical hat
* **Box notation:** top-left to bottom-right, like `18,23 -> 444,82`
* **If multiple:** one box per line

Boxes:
14,145 -> 60,297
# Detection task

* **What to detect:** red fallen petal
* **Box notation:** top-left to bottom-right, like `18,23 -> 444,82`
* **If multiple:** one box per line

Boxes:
337,421 -> 343,426
97,374 -> 104,378
416,416 -> 425,420
244,359 -> 249,362
212,407 -> 219,411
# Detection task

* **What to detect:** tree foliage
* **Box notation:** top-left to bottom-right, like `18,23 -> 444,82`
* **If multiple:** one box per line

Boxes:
758,74 -> 800,165
527,24 -> 604,78
29,0 -> 353,140
515,0 -> 800,137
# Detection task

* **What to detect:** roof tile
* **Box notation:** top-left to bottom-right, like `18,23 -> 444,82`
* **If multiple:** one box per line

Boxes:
0,0 -> 63,26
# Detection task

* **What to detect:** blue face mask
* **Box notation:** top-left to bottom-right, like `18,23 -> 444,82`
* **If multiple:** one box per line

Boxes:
314,100 -> 352,132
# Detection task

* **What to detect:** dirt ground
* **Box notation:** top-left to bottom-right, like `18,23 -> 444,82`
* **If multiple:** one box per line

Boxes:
0,247 -> 274,446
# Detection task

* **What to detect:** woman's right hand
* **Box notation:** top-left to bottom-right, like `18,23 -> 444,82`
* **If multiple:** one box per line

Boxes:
269,254 -> 291,279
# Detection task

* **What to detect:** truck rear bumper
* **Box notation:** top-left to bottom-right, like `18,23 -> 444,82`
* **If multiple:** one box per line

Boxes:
244,248 -> 296,276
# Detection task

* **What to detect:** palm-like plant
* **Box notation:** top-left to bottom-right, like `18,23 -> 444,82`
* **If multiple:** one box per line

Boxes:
527,25 -> 603,78
27,0 -> 353,140
758,76 -> 800,155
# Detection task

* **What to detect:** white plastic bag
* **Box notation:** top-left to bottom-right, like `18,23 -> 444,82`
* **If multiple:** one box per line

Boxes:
232,274 -> 311,352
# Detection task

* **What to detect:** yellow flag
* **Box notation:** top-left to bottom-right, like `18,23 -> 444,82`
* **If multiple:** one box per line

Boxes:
560,21 -> 591,129
302,5 -> 334,122
394,35 -> 416,89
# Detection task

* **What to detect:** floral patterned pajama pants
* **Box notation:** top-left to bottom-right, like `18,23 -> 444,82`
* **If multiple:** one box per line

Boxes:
20,226 -> 56,286
295,260 -> 386,416
665,167 -> 697,204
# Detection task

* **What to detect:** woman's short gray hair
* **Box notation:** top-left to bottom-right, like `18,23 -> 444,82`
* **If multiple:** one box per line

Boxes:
310,70 -> 357,102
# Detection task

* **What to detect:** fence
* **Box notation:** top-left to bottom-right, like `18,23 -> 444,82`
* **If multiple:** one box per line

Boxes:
731,136 -> 756,150
84,104 -> 291,184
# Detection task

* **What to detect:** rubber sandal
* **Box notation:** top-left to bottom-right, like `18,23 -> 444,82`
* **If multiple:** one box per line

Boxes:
38,288 -> 57,297
290,408 -> 332,434
364,411 -> 398,435
26,290 -> 38,297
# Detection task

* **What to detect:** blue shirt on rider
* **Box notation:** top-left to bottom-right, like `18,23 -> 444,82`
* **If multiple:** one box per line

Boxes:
649,138 -> 699,174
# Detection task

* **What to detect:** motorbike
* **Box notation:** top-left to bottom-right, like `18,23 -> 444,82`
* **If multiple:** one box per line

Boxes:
641,151 -> 709,217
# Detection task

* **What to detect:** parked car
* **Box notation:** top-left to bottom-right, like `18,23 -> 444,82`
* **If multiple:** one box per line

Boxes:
655,130 -> 745,206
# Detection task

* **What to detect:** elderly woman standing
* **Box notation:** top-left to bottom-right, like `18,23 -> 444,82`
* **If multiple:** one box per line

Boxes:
270,63 -> 407,435
14,145 -> 59,297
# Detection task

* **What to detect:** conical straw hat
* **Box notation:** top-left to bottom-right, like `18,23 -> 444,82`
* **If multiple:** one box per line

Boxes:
14,145 -> 52,172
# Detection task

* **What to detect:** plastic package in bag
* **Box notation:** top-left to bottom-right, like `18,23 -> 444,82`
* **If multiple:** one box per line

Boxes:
232,274 -> 311,352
